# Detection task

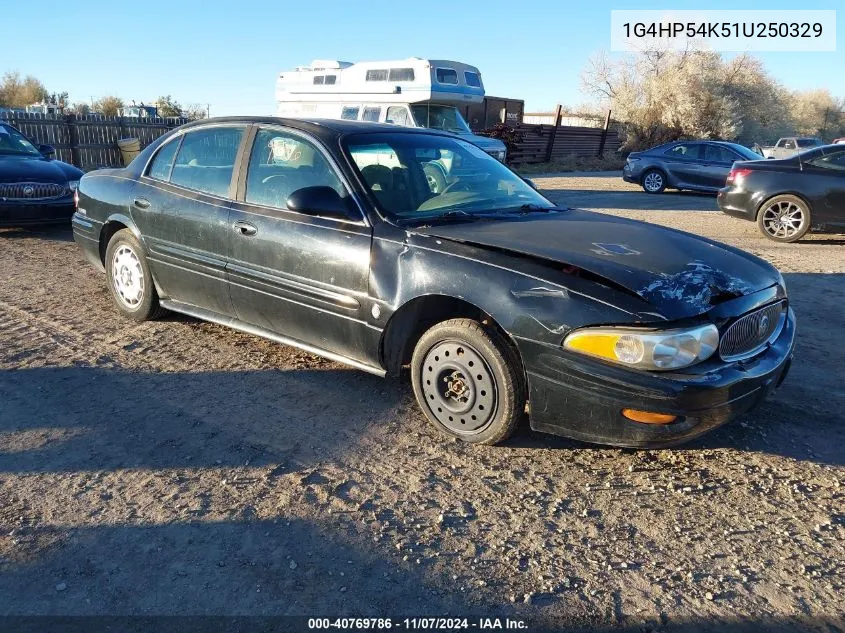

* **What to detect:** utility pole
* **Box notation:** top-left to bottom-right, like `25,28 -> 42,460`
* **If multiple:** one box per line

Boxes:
206,104 -> 210,119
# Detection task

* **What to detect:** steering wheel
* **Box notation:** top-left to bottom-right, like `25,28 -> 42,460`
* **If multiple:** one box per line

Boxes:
440,179 -> 473,195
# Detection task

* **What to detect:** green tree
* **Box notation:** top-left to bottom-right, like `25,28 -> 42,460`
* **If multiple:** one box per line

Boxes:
155,95 -> 182,118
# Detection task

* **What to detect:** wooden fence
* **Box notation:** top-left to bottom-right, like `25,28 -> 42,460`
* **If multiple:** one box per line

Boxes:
0,112 -> 189,171
506,108 -> 620,165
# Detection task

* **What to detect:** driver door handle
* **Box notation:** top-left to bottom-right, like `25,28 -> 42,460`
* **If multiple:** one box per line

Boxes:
233,221 -> 257,236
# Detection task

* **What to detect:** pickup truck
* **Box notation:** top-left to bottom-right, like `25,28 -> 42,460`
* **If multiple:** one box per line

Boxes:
761,137 -> 822,159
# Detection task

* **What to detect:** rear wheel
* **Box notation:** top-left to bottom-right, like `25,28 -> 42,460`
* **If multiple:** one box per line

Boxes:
757,194 -> 811,243
105,229 -> 164,321
411,318 -> 525,445
642,169 -> 666,194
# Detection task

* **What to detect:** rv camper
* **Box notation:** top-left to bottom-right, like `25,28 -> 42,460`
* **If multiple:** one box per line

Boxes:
275,58 -> 507,161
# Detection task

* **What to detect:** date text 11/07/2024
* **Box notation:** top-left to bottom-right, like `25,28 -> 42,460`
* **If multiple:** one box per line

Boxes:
307,617 -> 529,630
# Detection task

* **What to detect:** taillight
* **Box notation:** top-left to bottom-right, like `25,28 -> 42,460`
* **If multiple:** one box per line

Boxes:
726,167 -> 753,185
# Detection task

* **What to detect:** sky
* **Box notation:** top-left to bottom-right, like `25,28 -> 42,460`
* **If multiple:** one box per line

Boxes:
1,0 -> 842,116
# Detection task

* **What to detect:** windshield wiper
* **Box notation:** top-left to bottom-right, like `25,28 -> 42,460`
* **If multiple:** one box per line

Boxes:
510,203 -> 558,214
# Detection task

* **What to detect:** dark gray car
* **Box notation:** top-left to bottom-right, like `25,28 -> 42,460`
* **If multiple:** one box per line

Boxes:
622,141 -> 763,194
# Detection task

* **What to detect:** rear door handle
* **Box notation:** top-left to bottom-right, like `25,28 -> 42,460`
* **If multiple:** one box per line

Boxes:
133,197 -> 150,209
233,221 -> 257,236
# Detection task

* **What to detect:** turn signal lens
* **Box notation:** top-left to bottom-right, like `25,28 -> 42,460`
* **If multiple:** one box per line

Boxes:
622,409 -> 677,424
563,323 -> 719,371
726,167 -> 753,185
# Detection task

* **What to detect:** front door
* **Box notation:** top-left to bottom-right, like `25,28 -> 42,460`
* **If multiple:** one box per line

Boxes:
133,125 -> 246,315
802,148 -> 845,228
227,126 -> 375,364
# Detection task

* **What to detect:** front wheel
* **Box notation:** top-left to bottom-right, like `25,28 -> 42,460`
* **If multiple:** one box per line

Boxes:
411,318 -> 525,445
757,194 -> 811,243
104,228 -> 165,321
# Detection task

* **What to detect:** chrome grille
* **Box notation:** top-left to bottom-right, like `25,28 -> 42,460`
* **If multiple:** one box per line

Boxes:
719,300 -> 786,361
0,182 -> 66,200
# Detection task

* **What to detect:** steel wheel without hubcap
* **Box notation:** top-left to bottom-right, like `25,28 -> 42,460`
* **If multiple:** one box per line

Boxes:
642,170 -> 664,193
759,197 -> 808,242
111,244 -> 144,308
420,340 -> 497,435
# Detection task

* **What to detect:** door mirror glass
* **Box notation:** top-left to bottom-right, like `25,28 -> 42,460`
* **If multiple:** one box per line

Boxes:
286,186 -> 355,221
38,144 -> 56,158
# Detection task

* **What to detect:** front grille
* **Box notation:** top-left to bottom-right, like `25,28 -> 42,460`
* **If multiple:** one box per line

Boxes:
719,300 -> 786,361
0,182 -> 66,200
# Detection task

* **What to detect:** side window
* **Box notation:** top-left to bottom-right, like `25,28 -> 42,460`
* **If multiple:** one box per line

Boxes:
664,144 -> 701,159
386,106 -> 411,127
808,151 -> 845,171
147,137 -> 180,181
341,106 -> 360,121
170,127 -> 244,197
705,144 -> 740,163
464,71 -> 481,87
362,106 -> 381,122
436,68 -> 458,84
324,75 -> 337,85
366,69 -> 388,82
388,68 -> 415,81
782,139 -> 796,149
245,128 -> 345,210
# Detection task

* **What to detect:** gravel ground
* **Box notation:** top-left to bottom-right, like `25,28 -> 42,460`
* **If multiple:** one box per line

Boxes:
1,173 -> 844,632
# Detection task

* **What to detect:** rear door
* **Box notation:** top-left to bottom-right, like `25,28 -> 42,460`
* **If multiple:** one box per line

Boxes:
803,148 -> 845,227
132,125 -> 246,315
661,143 -> 705,188
702,144 -> 742,189
226,126 -> 376,364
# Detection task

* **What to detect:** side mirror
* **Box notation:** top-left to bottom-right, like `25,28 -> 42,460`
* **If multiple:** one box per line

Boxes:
38,144 -> 56,158
286,186 -> 355,221
522,176 -> 537,190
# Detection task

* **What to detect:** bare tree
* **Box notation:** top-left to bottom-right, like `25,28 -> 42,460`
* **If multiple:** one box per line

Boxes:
0,72 -> 49,108
95,96 -> 124,117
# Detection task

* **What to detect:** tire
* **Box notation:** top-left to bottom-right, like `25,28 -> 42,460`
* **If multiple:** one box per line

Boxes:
411,318 -> 525,445
104,228 -> 165,321
757,194 -> 811,243
641,169 -> 666,194
423,162 -> 448,194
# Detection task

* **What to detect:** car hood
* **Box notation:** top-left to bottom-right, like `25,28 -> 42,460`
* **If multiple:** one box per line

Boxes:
0,155 -> 81,183
411,209 -> 779,320
454,133 -> 506,152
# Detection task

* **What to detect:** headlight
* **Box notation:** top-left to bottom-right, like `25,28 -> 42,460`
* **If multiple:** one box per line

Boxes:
68,180 -> 80,192
563,323 -> 719,371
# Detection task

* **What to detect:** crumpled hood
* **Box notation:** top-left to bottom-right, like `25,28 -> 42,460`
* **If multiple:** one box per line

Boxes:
412,209 -> 780,320
0,155 -> 81,183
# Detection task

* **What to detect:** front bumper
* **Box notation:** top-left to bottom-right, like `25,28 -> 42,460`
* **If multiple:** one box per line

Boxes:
622,163 -> 641,184
0,196 -> 75,227
524,308 -> 796,448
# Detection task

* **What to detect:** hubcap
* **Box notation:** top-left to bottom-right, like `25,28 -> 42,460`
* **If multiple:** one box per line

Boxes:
111,245 -> 144,308
644,172 -> 663,191
762,201 -> 804,239
420,340 -> 497,434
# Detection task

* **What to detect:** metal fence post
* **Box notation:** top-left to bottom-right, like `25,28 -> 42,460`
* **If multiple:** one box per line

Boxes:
597,110 -> 612,158
544,104 -> 563,163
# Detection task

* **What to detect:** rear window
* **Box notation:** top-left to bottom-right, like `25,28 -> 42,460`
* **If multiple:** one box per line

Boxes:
436,68 -> 458,84
169,126 -> 244,198
464,71 -> 481,87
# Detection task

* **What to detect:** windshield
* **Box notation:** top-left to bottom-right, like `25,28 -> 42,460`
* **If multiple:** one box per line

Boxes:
727,143 -> 764,160
410,105 -> 472,134
0,124 -> 41,156
345,132 -> 554,222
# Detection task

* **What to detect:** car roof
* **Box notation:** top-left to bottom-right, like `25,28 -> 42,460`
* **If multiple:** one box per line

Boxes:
176,116 -> 454,141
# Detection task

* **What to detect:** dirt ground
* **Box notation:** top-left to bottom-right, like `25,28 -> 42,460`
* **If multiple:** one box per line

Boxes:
1,173 -> 844,632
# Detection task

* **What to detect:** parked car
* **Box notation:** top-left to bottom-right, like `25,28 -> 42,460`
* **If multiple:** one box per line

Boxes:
72,117 -> 794,448
760,137 -> 822,159
0,122 -> 82,228
623,140 -> 763,193
718,143 -> 845,242
833,137 -> 845,144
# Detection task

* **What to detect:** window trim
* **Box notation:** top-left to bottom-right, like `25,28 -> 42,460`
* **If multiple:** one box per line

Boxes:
237,124 -> 370,227
435,67 -> 458,85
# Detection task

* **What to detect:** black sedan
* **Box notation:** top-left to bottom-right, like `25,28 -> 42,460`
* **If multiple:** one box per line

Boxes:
623,140 -> 763,194
718,144 -> 845,242
72,117 -> 794,448
0,122 -> 82,227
